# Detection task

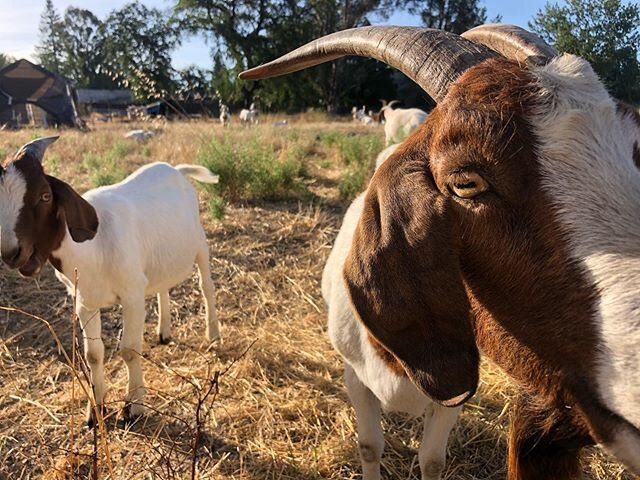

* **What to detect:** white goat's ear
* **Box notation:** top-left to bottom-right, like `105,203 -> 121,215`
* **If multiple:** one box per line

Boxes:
47,175 -> 99,242
16,136 -> 60,163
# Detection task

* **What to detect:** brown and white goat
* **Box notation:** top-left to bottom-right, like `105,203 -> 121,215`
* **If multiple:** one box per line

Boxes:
240,24 -> 640,478
0,138 -> 220,425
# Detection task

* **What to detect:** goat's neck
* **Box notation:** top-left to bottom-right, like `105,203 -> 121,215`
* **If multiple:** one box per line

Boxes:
49,211 -> 102,279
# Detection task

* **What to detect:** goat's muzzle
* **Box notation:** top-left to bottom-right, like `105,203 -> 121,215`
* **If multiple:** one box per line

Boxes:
1,246 -> 23,268
1,245 -> 41,276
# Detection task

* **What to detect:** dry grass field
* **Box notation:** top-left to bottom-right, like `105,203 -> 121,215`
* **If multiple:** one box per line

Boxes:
0,117 -> 634,479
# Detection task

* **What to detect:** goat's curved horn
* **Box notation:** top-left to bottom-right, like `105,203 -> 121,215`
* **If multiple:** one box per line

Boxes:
239,26 -> 496,102
462,24 -> 556,65
16,136 -> 60,164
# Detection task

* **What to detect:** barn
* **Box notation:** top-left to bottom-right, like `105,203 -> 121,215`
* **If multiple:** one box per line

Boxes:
75,88 -> 133,117
0,58 -> 82,128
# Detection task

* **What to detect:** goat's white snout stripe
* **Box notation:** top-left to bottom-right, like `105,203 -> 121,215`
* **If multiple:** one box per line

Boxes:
0,168 -> 27,256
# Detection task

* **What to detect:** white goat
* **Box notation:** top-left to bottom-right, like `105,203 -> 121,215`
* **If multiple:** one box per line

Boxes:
219,103 -> 230,126
351,106 -> 375,126
379,101 -> 427,145
239,103 -> 259,126
0,137 -> 220,425
124,129 -> 154,141
321,144 -> 460,480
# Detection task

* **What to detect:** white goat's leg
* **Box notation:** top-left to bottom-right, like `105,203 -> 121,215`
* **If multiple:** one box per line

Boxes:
419,403 -> 461,480
157,290 -> 171,344
344,364 -> 384,480
196,243 -> 220,342
120,294 -> 146,420
78,305 -> 105,427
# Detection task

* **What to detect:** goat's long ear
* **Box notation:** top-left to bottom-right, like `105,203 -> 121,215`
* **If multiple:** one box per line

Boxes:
343,145 -> 479,407
46,175 -> 99,242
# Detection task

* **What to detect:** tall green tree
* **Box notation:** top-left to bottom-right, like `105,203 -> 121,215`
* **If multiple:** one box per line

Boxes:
59,8 -> 114,88
175,0 -> 396,112
176,66 -> 215,100
530,0 -> 640,103
404,0 -> 489,34
35,0 -> 64,72
102,2 -> 181,101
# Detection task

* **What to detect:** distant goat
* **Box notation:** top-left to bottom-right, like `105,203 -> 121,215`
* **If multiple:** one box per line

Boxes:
219,103 -> 230,126
239,103 -> 259,126
379,100 -> 427,146
351,106 -> 375,125
322,143 -> 460,479
0,137 -> 220,425
124,129 -> 154,141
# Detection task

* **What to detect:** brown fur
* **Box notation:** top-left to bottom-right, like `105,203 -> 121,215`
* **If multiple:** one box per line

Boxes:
343,58 -> 628,478
1,149 -> 98,277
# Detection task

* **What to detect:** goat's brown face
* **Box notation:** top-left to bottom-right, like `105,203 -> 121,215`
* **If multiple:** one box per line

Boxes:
346,56 -> 640,465
0,139 -> 99,277
344,57 -> 632,426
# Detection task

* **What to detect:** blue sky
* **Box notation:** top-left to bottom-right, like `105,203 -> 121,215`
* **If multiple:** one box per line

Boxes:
1,0 -> 552,70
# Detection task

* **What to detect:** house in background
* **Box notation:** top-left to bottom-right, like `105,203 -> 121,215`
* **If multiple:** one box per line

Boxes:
76,88 -> 133,118
0,59 -> 82,128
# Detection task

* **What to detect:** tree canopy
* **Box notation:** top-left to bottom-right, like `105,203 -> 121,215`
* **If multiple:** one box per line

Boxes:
530,0 -> 640,103
35,1 -> 180,102
31,0 -> 640,110
404,0 -> 488,34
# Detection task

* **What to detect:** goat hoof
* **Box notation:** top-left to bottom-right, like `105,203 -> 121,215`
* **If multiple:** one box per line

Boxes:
86,404 -> 107,429
123,402 -> 144,424
158,333 -> 171,345
421,459 -> 445,480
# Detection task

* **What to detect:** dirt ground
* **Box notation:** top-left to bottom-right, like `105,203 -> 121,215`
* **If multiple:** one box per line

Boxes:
0,120 -> 634,479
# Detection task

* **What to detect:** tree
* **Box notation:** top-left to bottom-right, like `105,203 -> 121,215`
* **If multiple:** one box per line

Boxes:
530,0 -> 640,103
35,0 -> 64,72
0,54 -> 15,70
175,0 -> 396,112
102,2 -> 181,101
176,66 -> 215,100
59,8 -> 114,88
404,0 -> 489,34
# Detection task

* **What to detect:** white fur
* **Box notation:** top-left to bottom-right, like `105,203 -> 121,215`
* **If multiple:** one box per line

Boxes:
374,143 -> 401,170
380,104 -> 427,146
533,54 -> 640,461
219,104 -> 230,126
51,162 -> 220,421
351,106 -> 376,126
0,165 -> 27,256
175,164 -> 219,184
124,129 -> 154,141
322,145 -> 460,479
239,105 -> 259,125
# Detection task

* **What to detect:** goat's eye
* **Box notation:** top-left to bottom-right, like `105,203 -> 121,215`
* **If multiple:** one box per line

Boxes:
450,172 -> 489,199
41,192 -> 52,202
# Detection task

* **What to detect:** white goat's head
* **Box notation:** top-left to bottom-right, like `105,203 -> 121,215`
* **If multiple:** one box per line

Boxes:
0,137 -> 98,276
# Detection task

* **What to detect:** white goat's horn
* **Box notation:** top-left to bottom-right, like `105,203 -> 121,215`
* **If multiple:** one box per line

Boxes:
16,136 -> 60,163
462,24 -> 557,66
239,26 -> 496,102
